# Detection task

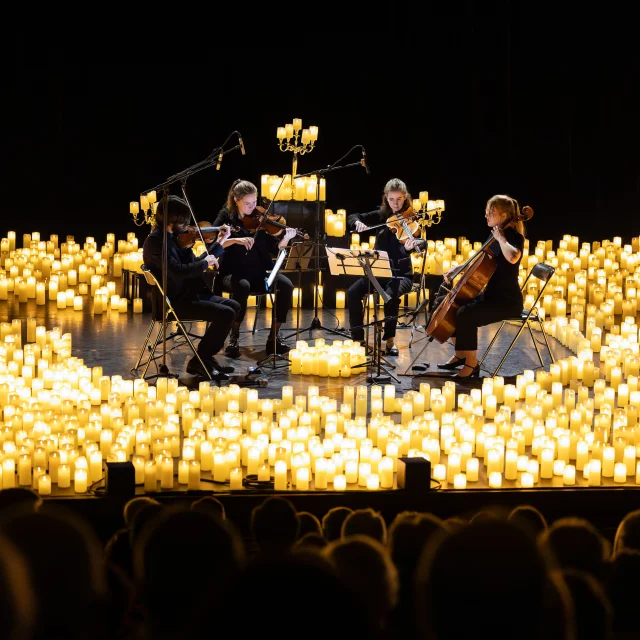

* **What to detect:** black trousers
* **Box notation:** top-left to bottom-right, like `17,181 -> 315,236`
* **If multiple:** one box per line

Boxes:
434,293 -> 522,351
174,293 -> 241,359
215,273 -> 294,326
348,276 -> 413,341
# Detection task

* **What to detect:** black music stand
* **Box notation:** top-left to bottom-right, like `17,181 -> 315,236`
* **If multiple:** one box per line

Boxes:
282,240 -> 319,343
326,247 -> 399,384
257,247 -> 291,371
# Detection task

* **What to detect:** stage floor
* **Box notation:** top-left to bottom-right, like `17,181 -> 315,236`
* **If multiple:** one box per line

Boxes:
2,294 -> 639,539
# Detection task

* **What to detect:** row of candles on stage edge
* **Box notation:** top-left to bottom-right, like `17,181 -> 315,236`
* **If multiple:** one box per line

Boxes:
1,314 -> 640,493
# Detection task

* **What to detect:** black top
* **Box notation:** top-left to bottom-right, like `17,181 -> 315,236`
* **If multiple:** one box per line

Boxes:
482,226 -> 525,304
142,228 -> 223,305
347,208 -> 423,278
213,208 -> 280,277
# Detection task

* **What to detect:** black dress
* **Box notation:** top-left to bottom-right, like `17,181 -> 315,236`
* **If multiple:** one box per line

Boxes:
212,208 -> 294,325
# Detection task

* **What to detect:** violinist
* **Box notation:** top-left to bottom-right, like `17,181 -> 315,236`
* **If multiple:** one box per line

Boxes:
141,195 -> 242,381
347,178 -> 424,355
212,179 -> 296,358
436,195 -> 529,379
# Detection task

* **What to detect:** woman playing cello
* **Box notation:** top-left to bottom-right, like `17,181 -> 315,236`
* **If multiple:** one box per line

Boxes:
434,194 -> 531,378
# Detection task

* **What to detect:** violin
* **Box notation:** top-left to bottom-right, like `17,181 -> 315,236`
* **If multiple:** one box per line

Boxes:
173,221 -> 239,249
358,207 -> 423,242
385,206 -> 422,242
240,199 -> 310,240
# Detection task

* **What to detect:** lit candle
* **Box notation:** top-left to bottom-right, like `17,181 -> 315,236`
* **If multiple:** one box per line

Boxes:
296,467 -> 310,490
229,467 -> 243,490
38,474 -> 52,495
274,460 -> 288,490
614,462 -> 627,483
74,468 -> 88,493
57,464 -> 71,488
188,460 -> 201,490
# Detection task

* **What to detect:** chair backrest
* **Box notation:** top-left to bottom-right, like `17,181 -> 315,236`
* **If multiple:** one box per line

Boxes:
529,262 -> 555,284
141,264 -> 158,288
141,265 -> 170,321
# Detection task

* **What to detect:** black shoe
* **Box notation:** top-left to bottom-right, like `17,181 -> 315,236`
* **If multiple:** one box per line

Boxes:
211,356 -> 235,374
264,334 -> 291,355
385,345 -> 399,356
186,357 -> 230,381
224,337 -> 241,359
438,356 -> 466,370
453,363 -> 480,379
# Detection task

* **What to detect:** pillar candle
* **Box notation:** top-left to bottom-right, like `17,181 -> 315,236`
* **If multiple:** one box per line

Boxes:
74,468 -> 88,493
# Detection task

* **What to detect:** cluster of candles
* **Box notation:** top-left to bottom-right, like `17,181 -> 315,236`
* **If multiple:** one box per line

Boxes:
1,231 -> 640,493
288,339 -> 366,377
0,231 -> 145,314
2,316 -> 640,494
260,174 -> 326,202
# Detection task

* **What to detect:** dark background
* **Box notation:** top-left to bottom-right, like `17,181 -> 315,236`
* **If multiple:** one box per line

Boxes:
4,6 -> 639,249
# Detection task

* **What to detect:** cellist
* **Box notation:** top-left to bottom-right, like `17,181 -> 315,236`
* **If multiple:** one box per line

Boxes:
436,195 -> 531,379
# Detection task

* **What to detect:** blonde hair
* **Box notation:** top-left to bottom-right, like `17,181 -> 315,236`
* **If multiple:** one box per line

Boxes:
487,194 -> 532,237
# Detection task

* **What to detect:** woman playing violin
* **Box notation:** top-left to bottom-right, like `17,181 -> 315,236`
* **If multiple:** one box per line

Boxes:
213,179 -> 296,358
436,194 -> 529,379
347,178 -> 424,355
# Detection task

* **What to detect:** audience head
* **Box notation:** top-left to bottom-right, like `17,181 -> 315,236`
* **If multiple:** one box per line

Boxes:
295,532 -> 328,551
416,511 -> 570,640
123,496 -> 162,527
0,487 -> 42,512
538,516 -> 610,581
0,503 -> 108,640
297,511 -> 322,538
0,532 -> 35,640
128,500 -> 164,547
509,504 -> 548,538
322,506 -> 354,542
341,507 -> 387,544
388,511 -> 449,572
561,568 -> 612,640
613,507 -> 640,556
604,548 -> 640,635
250,496 -> 300,555
133,504 -> 245,639
190,495 -> 226,520
324,534 -> 399,631
217,549 -> 375,639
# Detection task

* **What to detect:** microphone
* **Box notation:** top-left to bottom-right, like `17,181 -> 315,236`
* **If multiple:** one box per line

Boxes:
216,150 -> 223,171
238,132 -> 246,155
336,253 -> 346,261
360,146 -> 370,174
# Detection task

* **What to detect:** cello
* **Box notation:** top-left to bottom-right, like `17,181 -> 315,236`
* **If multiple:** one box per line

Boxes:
425,205 -> 534,344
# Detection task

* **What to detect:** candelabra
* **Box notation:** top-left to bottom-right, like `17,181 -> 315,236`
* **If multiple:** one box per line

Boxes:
276,118 -> 318,198
130,190 -> 158,226
412,191 -> 445,228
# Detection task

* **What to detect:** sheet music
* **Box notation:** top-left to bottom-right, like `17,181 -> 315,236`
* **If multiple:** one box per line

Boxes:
266,248 -> 288,290
325,247 -> 393,278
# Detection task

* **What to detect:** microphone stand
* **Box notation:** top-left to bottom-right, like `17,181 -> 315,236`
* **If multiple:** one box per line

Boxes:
282,150 -> 366,340
140,132 -> 243,380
